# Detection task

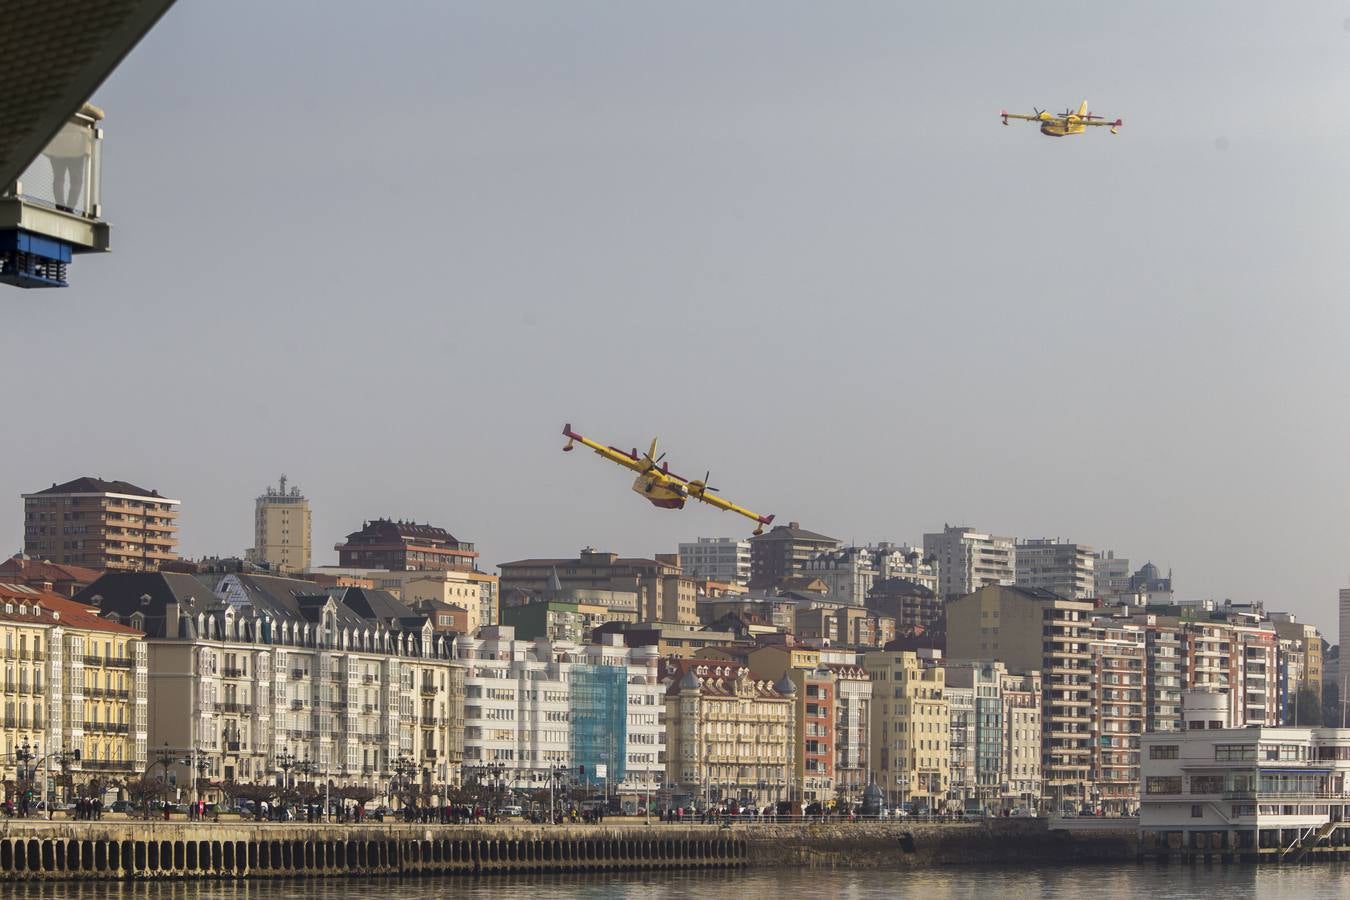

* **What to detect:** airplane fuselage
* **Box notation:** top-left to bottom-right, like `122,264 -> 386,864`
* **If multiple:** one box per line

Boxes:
632,472 -> 687,509
1040,120 -> 1087,137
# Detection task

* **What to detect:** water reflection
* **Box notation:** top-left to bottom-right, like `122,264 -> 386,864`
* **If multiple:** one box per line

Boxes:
2,864 -> 1347,900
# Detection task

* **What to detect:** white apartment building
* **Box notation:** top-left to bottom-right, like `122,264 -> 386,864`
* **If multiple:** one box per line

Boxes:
1015,539 -> 1095,600
1094,551 -> 1131,600
923,526 -> 1015,600
1141,690 -> 1350,859
455,627 -> 664,797
679,538 -> 751,586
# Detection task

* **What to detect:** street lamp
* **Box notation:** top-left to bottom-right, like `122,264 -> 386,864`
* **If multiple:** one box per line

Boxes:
276,747 -> 296,791
548,764 -> 568,823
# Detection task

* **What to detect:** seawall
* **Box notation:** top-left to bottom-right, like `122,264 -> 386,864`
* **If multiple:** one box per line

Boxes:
0,819 -> 1136,881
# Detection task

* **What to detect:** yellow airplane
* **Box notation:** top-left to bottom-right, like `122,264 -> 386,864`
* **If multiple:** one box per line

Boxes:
1001,100 -> 1121,137
562,423 -> 775,534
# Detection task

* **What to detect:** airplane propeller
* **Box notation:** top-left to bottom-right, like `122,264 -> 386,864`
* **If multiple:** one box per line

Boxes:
689,471 -> 719,495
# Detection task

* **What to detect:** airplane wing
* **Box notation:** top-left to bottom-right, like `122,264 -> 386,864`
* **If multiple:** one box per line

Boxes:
687,487 -> 775,533
1000,111 -> 1050,123
562,423 -> 645,472
1082,118 -> 1123,129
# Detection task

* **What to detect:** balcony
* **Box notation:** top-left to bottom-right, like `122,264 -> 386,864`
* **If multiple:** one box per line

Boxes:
106,657 -> 133,669
83,760 -> 130,771
82,655 -> 102,667
220,702 -> 252,715
363,675 -> 376,684
290,700 -> 305,710
225,741 -> 242,752
290,669 -> 306,680
423,749 -> 438,760
222,667 -> 245,678
420,685 -> 437,696
420,716 -> 438,726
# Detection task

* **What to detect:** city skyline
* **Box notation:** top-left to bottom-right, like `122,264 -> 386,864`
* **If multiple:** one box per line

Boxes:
5,1 -> 1349,638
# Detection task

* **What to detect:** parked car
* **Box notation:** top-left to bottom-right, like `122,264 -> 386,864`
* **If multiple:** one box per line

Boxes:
498,805 -> 523,817
110,800 -> 135,814
1010,807 -> 1036,818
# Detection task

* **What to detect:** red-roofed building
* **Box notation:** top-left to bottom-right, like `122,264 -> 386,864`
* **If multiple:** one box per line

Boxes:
334,518 -> 478,572
0,555 -> 102,597
0,583 -> 147,789
499,548 -> 697,625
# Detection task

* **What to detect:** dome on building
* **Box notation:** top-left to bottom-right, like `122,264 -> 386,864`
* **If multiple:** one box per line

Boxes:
773,674 -> 797,695
1138,561 -> 1160,581
679,669 -> 701,691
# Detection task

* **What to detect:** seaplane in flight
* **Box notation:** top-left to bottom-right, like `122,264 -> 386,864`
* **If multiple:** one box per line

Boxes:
562,423 -> 775,535
1001,100 -> 1122,137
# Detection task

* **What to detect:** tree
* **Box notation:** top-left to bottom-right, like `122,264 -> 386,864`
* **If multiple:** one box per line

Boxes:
123,777 -> 165,819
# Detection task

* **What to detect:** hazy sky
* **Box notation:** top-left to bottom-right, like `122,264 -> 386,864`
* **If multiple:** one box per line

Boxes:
5,2 -> 1350,637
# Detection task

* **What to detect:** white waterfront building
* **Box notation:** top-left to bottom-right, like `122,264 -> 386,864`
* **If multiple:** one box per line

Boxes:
455,626 -> 664,798
1140,689 -> 1350,858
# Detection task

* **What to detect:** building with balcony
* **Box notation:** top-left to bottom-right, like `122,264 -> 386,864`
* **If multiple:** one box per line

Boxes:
945,584 -> 1093,811
748,523 -> 840,591
923,526 -> 1015,600
1140,690 -> 1350,857
1001,669 -> 1042,810
76,571 -> 465,794
678,538 -> 751,586
361,568 -> 500,633
499,550 -> 693,625
1088,618 -> 1146,814
1015,539 -> 1095,600
864,649 -> 949,812
22,477 -> 180,572
867,577 -> 942,632
662,658 -> 794,809
454,627 -> 664,798
247,475 -> 311,575
335,519 -> 478,573
0,583 -> 149,793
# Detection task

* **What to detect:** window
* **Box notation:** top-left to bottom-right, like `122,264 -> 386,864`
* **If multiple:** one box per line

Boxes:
1149,745 -> 1179,759
1146,777 -> 1182,794
1191,804 -> 1203,818
1215,744 -> 1257,762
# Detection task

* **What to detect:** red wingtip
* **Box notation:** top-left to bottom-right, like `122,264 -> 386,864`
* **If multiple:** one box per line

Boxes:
562,422 -> 573,435
1115,119 -> 1123,126
762,514 -> 775,525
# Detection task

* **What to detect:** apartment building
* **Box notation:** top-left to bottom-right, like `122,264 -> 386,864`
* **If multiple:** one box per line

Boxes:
663,659 -> 795,808
23,477 -> 180,572
455,627 -> 664,797
922,526 -> 1015,600
247,475 -> 311,574
77,571 -> 466,792
866,578 -> 942,632
748,523 -> 840,590
744,644 -> 839,805
335,519 -> 479,572
1180,618 -> 1279,727
864,649 -> 949,812
1015,539 -> 1095,600
829,662 -> 872,802
364,568 -> 500,633
947,660 -> 1017,810
1001,669 -> 1043,809
0,584 -> 149,791
946,585 -> 1093,810
499,550 -> 695,625
678,538 -> 751,586
1141,617 -> 1184,733
1088,619 -> 1145,814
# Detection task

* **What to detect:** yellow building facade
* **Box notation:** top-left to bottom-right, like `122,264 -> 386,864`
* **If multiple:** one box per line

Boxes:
865,649 -> 949,811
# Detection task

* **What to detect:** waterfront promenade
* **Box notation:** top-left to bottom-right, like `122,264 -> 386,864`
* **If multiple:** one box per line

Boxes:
0,817 -> 1137,881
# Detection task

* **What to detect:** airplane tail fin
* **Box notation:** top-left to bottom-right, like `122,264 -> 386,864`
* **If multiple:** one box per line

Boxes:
1077,100 -> 1089,117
